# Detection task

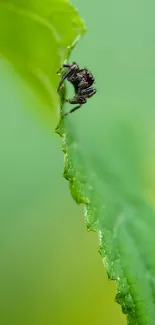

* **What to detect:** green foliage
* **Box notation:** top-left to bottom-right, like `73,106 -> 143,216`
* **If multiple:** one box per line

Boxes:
56,94 -> 155,325
1,0 -> 155,325
56,51 -> 155,325
55,1 -> 155,323
0,0 -> 85,109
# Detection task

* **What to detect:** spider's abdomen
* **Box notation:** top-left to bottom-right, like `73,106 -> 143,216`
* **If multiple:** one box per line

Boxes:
80,70 -> 94,87
68,69 -> 95,92
85,70 -> 94,85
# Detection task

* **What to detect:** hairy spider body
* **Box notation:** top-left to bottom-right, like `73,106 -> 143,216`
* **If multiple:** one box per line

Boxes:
57,62 -> 96,116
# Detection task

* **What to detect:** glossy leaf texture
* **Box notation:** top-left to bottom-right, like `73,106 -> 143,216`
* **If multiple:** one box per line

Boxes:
0,0 -> 85,111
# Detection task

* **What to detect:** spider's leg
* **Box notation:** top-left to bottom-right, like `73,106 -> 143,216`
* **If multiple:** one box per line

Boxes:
57,63 -> 79,92
57,69 -> 75,92
57,64 -> 73,74
63,104 -> 82,117
80,87 -> 97,98
63,97 -> 86,117
65,98 -> 86,104
62,62 -> 79,69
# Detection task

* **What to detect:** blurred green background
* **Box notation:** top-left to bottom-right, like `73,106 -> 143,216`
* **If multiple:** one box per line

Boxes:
2,0 -> 155,324
0,59 -> 125,325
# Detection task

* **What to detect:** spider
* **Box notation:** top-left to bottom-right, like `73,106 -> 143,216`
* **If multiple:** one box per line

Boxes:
57,62 -> 96,117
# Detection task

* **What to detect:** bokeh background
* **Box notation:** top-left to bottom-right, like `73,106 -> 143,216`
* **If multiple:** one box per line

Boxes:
2,0 -> 154,324
0,60 -> 126,325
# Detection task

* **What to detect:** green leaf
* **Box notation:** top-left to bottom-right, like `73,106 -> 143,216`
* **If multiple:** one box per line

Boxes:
0,0 -> 85,113
56,83 -> 155,323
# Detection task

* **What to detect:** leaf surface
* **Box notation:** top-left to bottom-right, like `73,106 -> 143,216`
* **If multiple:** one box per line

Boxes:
56,75 -> 155,325
0,0 -> 85,111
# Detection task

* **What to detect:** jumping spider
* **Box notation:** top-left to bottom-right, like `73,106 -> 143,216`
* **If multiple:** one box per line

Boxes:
57,62 -> 96,117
